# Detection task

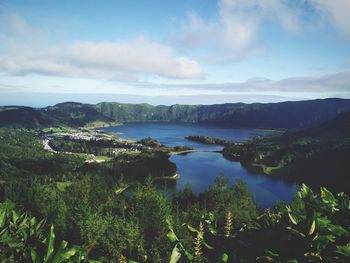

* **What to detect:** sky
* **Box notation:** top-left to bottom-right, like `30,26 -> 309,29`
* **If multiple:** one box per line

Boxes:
0,0 -> 350,106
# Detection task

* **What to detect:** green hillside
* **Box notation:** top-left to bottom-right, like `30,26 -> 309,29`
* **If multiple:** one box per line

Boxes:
96,98 -> 350,129
223,112 -> 350,191
0,106 -> 52,128
2,98 -> 350,129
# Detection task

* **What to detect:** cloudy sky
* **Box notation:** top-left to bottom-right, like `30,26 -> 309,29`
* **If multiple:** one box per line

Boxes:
0,0 -> 350,106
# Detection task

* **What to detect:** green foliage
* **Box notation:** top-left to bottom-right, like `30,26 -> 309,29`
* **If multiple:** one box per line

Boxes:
30,225 -> 82,263
238,184 -> 350,262
204,176 -> 258,226
1,182 -> 349,262
0,203 -> 103,262
166,213 -> 230,263
166,185 -> 350,262
0,203 -> 46,261
78,210 -> 143,261
130,181 -> 173,261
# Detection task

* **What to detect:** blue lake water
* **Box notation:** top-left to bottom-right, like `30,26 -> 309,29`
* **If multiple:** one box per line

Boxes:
103,123 -> 298,207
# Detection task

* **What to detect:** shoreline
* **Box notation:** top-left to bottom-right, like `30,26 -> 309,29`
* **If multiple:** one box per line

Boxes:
170,149 -> 222,155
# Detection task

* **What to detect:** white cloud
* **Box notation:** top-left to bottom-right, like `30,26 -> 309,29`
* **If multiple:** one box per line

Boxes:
178,0 -> 350,62
3,13 -> 43,40
310,0 -> 350,38
155,71 -> 350,96
0,15 -> 204,80
178,0 -> 303,62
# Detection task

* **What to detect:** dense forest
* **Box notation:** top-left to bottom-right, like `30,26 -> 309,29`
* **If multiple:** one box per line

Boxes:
222,112 -> 350,192
1,98 -> 350,129
0,127 -> 349,262
95,98 -> 350,129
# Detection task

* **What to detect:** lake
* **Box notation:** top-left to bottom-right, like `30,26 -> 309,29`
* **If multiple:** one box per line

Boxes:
103,123 -> 298,207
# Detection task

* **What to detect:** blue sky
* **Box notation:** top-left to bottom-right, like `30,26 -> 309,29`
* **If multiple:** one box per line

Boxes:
0,0 -> 350,106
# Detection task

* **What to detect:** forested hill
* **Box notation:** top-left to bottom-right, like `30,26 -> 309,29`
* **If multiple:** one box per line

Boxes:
280,111 -> 350,140
0,106 -> 52,128
96,98 -> 350,129
222,112 -> 350,191
1,98 -> 350,129
61,98 -> 350,128
42,102 -> 114,127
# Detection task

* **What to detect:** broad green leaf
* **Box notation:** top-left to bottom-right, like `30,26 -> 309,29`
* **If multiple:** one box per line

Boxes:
186,224 -> 198,233
12,211 -> 19,224
321,187 -> 338,212
169,245 -> 181,263
308,220 -> 316,236
336,244 -> 350,257
337,192 -> 350,209
208,212 -> 215,222
288,213 -> 298,225
166,218 -> 174,232
36,219 -> 46,232
326,223 -> 348,237
30,217 -> 37,226
54,246 -> 79,263
167,231 -> 178,243
220,253 -> 229,262
44,225 -> 55,263
31,249 -> 42,263
287,227 -> 306,238
265,250 -> 279,258
51,240 -> 68,263
0,211 -> 6,228
321,187 -> 335,203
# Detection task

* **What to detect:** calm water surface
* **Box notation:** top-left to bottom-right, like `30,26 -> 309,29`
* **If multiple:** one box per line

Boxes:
103,123 -> 298,207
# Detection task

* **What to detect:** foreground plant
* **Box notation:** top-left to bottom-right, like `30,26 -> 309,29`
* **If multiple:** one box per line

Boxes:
249,185 -> 350,262
30,225 -> 82,263
0,204 -> 102,263
0,204 -> 45,261
167,216 -> 229,263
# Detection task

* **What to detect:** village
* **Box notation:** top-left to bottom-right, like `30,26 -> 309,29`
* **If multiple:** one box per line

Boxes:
39,128 -> 151,162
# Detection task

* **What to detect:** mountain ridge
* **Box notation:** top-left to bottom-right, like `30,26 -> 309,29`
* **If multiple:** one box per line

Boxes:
0,98 -> 350,129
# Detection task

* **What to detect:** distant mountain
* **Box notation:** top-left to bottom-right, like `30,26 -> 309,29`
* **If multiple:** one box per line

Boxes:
1,98 -> 350,129
96,98 -> 350,129
0,106 -> 51,128
40,102 -> 113,127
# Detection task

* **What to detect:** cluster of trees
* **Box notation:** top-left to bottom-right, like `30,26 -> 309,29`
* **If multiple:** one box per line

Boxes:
1,181 -> 349,262
49,138 -> 118,157
185,136 -> 230,146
